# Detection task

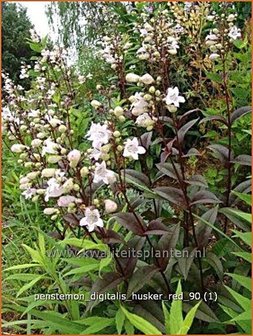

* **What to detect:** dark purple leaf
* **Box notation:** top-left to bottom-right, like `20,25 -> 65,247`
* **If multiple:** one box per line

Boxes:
124,169 -> 150,187
140,131 -> 153,149
186,175 -> 208,188
156,162 -> 182,181
102,229 -> 124,244
144,219 -> 169,235
86,271 -> 124,311
231,155 -> 251,166
159,116 -> 173,125
177,118 -> 199,144
154,186 -> 185,207
199,115 -> 228,126
219,207 -> 250,231
195,207 -> 218,249
63,214 -> 79,226
116,237 -> 145,277
178,109 -> 201,125
231,106 -> 251,124
127,265 -> 159,297
190,190 -> 222,205
207,144 -> 232,163
182,148 -> 201,157
113,212 -> 146,236
177,247 -> 197,280
155,223 -> 180,271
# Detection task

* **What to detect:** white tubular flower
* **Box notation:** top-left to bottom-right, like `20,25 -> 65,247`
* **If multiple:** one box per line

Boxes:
22,187 -> 37,200
91,100 -> 102,109
140,74 -> 154,85
136,113 -> 156,129
78,75 -> 86,84
89,148 -> 102,161
58,195 -> 77,207
126,73 -> 140,83
209,53 -> 220,60
86,122 -> 112,148
80,208 -> 103,232
104,199 -> 118,214
137,47 -> 149,60
45,178 -> 64,201
228,26 -> 241,40
205,34 -> 218,41
48,118 -> 62,128
131,93 -> 149,116
11,144 -> 26,153
123,137 -> 146,160
165,87 -> 185,108
67,149 -> 81,168
42,139 -> 60,156
93,161 -> 116,184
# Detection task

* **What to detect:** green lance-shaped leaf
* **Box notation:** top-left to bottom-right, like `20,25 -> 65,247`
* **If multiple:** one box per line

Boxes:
121,306 -> 162,335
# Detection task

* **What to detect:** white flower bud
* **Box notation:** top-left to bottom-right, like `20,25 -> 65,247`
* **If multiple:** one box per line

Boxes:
113,131 -> 121,138
168,49 -> 177,55
101,144 -> 111,153
24,162 -> 33,168
63,178 -> 74,192
20,177 -> 29,184
227,14 -> 235,22
27,171 -> 40,180
138,53 -> 149,60
126,73 -> 140,83
140,74 -> 154,85
58,125 -> 67,133
118,115 -> 126,122
11,144 -> 26,153
144,94 -> 152,101
42,168 -> 56,178
44,208 -> 58,215
113,106 -> 124,117
104,199 -> 118,213
32,195 -> 39,202
31,139 -> 42,148
80,166 -> 89,177
47,155 -> 61,163
167,105 -> 178,113
73,184 -> 80,191
149,86 -> 156,94
91,100 -> 102,109
20,125 -> 27,132
37,132 -> 47,139
67,149 -> 81,168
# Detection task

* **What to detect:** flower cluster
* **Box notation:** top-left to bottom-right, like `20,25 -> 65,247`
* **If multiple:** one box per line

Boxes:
205,5 -> 240,60
135,7 -> 182,62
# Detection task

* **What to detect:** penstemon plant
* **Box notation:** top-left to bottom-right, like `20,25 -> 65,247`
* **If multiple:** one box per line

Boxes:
2,2 -> 251,335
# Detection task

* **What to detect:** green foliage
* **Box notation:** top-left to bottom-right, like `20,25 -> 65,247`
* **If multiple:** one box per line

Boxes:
2,3 -> 34,85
